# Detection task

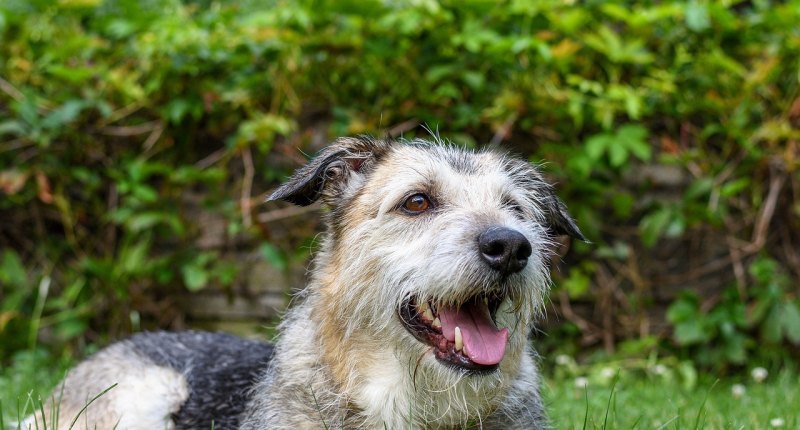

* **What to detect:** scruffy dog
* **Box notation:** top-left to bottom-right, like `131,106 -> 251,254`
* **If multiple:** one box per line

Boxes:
27,137 -> 584,430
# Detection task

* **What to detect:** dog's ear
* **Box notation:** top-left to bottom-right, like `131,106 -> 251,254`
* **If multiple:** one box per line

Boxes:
507,157 -> 587,242
269,136 -> 392,206
544,193 -> 587,242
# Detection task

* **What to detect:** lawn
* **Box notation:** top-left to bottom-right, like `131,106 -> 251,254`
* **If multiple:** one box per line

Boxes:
544,367 -> 799,429
2,351 -> 798,429
0,350 -> 72,429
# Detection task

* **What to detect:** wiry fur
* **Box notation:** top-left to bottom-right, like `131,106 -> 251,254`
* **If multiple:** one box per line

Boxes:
242,137 -> 582,429
28,137 -> 582,430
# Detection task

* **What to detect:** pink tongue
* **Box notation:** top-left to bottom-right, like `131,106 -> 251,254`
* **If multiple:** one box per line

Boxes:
438,301 -> 509,366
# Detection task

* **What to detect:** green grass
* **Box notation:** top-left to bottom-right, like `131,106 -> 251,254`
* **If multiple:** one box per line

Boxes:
2,351 -> 798,429
544,369 -> 799,429
0,350 -> 72,428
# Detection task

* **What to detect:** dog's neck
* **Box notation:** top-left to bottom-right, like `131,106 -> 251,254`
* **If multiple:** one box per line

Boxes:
242,236 -> 549,429
246,292 -> 534,428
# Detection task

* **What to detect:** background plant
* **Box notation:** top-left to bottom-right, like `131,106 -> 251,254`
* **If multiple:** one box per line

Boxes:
1,0 -> 799,371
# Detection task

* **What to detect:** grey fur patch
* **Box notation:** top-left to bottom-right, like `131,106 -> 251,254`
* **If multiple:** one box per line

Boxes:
26,332 -> 272,430
129,331 -> 274,429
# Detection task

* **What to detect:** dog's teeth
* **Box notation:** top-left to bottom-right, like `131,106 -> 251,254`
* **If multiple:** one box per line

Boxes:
432,317 -> 442,329
419,302 -> 435,321
454,327 -> 463,352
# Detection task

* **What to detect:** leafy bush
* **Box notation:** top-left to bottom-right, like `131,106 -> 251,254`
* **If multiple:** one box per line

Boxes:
667,257 -> 800,368
1,0 -> 799,368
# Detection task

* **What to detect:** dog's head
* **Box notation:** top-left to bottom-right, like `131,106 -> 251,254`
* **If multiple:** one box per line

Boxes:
270,136 -> 583,423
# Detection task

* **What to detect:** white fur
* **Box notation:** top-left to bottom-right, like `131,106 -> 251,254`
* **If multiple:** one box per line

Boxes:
23,343 -> 189,430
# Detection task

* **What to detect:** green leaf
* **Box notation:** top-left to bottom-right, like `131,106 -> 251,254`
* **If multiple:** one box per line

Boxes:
41,100 -> 88,130
781,302 -> 800,344
126,212 -> 185,235
120,241 -> 150,276
761,304 -> 782,344
259,243 -> 287,272
616,124 -> 648,142
667,299 -> 697,323
180,252 -> 215,291
674,320 -> 708,345
610,192 -> 634,217
166,99 -> 192,124
182,265 -> 209,291
105,19 -> 136,38
677,361 -> 698,391
131,184 -> 159,203
45,64 -> 95,84
56,319 -> 88,340
562,269 -> 590,298
639,206 -> 673,247
618,125 -> 650,161
608,142 -> 628,167
685,178 -> 714,201
0,120 -> 27,136
461,71 -> 485,91
722,332 -> 746,364
747,295 -> 774,326
0,249 -> 27,287
566,153 -> 593,178
685,1 -> 710,32
424,65 -> 456,83
584,134 -> 610,161
720,178 -> 750,198
232,114 -> 295,151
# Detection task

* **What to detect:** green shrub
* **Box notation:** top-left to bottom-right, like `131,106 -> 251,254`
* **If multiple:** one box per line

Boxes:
1,0 -> 799,368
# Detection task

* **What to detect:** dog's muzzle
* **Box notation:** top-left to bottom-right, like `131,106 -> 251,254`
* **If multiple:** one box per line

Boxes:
397,226 -> 532,372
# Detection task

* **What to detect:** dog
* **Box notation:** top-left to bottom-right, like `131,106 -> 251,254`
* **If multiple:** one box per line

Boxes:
26,136 -> 584,429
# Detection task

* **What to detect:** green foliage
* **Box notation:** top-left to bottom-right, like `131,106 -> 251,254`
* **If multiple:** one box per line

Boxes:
667,257 -> 800,368
667,290 -> 750,366
1,0 -> 799,368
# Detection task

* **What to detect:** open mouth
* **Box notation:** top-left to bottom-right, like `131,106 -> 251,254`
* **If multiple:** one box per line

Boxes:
399,293 -> 509,372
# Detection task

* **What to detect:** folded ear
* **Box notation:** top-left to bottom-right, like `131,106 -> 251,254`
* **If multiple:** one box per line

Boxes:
268,136 -> 393,206
544,193 -> 587,242
504,156 -> 587,242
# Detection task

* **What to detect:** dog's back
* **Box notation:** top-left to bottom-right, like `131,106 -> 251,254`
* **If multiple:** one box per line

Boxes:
25,332 -> 273,430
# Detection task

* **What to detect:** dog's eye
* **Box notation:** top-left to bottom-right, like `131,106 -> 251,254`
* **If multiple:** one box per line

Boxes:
505,199 -> 526,218
402,193 -> 431,214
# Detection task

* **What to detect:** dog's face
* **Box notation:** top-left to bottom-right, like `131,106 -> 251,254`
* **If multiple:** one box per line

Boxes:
271,137 -> 583,424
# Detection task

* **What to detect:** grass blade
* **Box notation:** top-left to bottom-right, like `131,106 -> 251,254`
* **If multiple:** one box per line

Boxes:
602,371 -> 620,430
692,379 -> 718,430
582,385 -> 589,430
67,383 -> 117,430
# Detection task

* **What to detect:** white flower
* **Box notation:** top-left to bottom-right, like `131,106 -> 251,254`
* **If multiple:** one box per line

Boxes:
600,367 -> 616,379
574,377 -> 589,389
770,418 -> 785,427
556,354 -> 573,366
751,367 -> 768,383
731,384 -> 746,399
652,364 -> 667,375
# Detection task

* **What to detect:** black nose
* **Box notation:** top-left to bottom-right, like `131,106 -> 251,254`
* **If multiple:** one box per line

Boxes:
478,226 -> 532,275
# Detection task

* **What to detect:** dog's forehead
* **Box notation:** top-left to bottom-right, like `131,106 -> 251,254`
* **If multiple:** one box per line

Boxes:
374,144 -> 515,194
